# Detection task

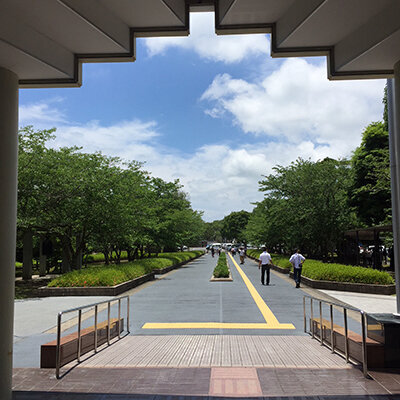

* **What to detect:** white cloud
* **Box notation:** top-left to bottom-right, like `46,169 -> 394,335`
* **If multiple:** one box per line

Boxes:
18,57 -> 386,221
50,120 -> 161,167
19,98 -> 67,126
143,12 -> 269,63
201,58 -> 386,157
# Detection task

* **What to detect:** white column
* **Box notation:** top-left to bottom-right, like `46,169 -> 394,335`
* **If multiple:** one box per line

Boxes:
0,67 -> 18,399
388,62 -> 400,315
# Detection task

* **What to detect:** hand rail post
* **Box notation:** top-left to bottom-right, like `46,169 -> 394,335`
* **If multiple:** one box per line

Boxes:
53,295 -> 130,379
343,308 -> 349,362
303,296 -> 306,333
127,296 -> 130,334
361,311 -> 368,377
107,301 -> 111,345
56,313 -> 62,379
77,309 -> 82,362
94,305 -> 98,353
118,298 -> 121,339
319,301 -> 324,345
310,298 -> 314,338
330,304 -> 334,353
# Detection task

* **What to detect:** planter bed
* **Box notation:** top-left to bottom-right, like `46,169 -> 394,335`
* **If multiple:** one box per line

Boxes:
247,254 -> 395,295
210,253 -> 232,281
38,253 -> 204,297
38,272 -> 155,297
210,273 -> 233,282
289,272 -> 396,295
153,253 -> 203,275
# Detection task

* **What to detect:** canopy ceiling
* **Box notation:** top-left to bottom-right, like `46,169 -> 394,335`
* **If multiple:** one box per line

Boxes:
1,0 -> 400,87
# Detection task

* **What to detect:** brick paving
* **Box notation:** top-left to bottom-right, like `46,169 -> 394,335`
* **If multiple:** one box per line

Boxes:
13,365 -> 394,398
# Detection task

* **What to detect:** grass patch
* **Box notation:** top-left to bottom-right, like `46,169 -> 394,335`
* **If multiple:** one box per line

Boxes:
48,251 -> 203,287
213,252 -> 230,278
246,249 -> 393,285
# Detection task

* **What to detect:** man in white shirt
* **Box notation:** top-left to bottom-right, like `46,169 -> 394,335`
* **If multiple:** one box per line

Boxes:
289,249 -> 306,288
239,247 -> 245,264
258,247 -> 272,285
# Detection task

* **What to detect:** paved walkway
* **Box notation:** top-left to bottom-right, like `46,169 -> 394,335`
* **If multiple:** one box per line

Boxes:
12,252 -> 400,398
13,365 -> 391,398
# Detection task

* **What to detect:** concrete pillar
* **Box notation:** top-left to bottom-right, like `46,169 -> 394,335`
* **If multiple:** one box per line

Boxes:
0,67 -> 19,400
22,230 -> 33,280
388,64 -> 400,315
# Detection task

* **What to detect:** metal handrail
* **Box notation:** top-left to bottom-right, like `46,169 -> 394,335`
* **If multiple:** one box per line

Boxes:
303,294 -> 368,378
56,295 -> 130,379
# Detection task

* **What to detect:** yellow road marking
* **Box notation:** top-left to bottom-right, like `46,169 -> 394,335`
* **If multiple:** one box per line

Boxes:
227,253 -> 294,329
143,322 -> 294,329
142,253 -> 295,330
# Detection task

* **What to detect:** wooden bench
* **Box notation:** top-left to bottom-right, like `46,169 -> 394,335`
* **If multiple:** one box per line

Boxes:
41,317 -> 123,368
311,318 -> 384,368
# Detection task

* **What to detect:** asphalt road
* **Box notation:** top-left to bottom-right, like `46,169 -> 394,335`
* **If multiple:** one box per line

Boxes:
13,251 -> 362,367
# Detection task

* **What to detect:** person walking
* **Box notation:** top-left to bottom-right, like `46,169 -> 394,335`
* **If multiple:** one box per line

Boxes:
211,247 -> 215,258
289,249 -> 305,288
258,247 -> 272,285
239,247 -> 245,264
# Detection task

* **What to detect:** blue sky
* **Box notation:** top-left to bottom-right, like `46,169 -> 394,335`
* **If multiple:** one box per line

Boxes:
19,12 -> 386,221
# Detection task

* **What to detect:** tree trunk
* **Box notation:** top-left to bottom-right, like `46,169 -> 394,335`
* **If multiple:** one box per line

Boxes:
75,234 -> 83,270
103,249 -> 110,265
22,230 -> 33,280
39,235 -> 47,277
61,247 -> 71,273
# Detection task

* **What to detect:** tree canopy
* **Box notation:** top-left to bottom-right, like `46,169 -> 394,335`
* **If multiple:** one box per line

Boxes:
349,121 -> 390,226
17,126 -> 204,270
252,158 -> 354,257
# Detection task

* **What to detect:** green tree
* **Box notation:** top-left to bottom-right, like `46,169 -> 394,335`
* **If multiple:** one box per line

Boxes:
258,158 -> 354,258
221,210 -> 250,243
203,220 -> 223,242
349,121 -> 390,226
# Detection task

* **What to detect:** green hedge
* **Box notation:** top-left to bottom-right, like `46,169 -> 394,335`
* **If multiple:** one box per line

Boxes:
246,249 -> 393,285
213,252 -> 230,278
301,260 -> 394,285
48,251 -> 203,287
154,251 -> 203,267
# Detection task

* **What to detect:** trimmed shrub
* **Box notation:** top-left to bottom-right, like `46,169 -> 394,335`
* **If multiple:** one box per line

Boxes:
246,249 -> 393,285
301,260 -> 394,285
48,251 -> 203,287
213,252 -> 230,278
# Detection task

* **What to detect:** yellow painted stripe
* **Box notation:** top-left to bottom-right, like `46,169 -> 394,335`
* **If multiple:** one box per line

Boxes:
142,322 -> 295,330
228,252 -> 295,329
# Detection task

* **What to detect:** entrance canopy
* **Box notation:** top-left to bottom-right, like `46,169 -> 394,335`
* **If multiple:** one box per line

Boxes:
1,0 -> 400,87
345,225 -> 392,242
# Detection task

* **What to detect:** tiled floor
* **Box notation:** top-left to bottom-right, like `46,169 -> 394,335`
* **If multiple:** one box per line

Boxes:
13,365 -> 394,398
13,334 -> 400,398
209,368 -> 262,397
